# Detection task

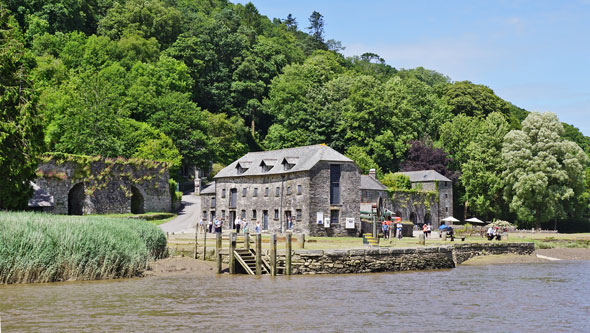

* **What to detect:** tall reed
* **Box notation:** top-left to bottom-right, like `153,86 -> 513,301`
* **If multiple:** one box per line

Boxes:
0,212 -> 167,284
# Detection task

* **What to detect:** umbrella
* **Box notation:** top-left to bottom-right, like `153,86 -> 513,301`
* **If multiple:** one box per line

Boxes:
465,217 -> 486,224
441,216 -> 460,223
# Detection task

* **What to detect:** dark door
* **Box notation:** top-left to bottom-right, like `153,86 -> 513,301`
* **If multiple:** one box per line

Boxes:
229,211 -> 236,229
229,189 -> 237,208
263,210 -> 269,230
285,210 -> 292,230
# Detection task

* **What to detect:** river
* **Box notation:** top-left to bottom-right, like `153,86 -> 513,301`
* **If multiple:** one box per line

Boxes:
1,261 -> 589,332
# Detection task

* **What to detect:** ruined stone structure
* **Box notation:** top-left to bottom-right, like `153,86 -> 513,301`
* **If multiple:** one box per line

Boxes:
390,170 -> 453,229
29,154 -> 172,214
206,145 -> 361,236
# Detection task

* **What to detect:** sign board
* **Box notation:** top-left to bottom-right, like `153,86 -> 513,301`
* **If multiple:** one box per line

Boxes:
324,217 -> 330,228
317,212 -> 324,224
345,218 -> 355,229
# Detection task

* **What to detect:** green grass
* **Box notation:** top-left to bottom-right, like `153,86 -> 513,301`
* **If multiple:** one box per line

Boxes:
0,212 -> 167,284
91,212 -> 177,225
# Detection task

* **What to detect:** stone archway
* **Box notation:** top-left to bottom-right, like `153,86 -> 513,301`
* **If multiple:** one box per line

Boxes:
409,212 -> 417,224
130,185 -> 145,214
424,212 -> 431,225
68,182 -> 85,215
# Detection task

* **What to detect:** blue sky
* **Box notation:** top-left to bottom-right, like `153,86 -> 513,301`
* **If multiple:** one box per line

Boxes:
235,0 -> 590,135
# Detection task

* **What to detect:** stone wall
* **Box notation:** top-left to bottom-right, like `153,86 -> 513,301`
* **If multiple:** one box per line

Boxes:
308,162 -> 361,237
280,242 -> 535,274
452,242 -> 535,264
35,155 -> 171,214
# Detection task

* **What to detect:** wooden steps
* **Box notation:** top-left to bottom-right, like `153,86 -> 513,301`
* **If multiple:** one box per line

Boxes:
363,235 -> 380,247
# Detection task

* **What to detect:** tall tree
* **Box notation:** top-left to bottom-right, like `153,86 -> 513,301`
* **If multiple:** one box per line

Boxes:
401,139 -> 459,182
502,112 -> 588,229
307,11 -> 324,45
0,10 -> 44,209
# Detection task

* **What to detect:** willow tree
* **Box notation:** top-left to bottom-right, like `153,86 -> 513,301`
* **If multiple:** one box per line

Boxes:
501,112 -> 587,229
0,10 -> 44,209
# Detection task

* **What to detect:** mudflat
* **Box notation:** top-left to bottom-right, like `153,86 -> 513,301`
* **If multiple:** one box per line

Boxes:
144,257 -> 218,277
462,248 -> 590,265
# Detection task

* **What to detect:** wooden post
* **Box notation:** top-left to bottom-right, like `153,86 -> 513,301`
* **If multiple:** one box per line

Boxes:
229,232 -> 236,274
372,215 -> 377,238
442,231 -> 447,241
296,233 -> 305,249
195,225 -> 200,258
203,227 -> 207,260
256,234 -> 262,275
215,232 -> 222,274
285,233 -> 292,275
270,233 -> 277,276
419,233 -> 425,245
245,231 -> 250,251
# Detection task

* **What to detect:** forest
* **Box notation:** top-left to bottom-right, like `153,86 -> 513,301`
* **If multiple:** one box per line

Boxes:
1,0 -> 589,230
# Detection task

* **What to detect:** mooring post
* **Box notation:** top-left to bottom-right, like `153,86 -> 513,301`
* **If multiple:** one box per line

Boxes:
270,233 -> 277,276
285,233 -> 292,275
245,231 -> 250,251
203,227 -> 207,260
198,223 -> 199,259
372,215 -> 377,238
256,234 -> 262,275
419,233 -> 426,245
297,233 -> 305,249
229,232 -> 236,274
442,231 -> 447,241
215,232 -> 222,274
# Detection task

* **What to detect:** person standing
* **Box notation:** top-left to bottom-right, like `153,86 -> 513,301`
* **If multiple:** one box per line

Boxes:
242,219 -> 249,234
255,221 -> 261,234
396,222 -> 403,239
199,217 -> 205,232
422,223 -> 428,238
235,216 -> 241,233
214,217 -> 221,233
208,219 -> 213,233
427,224 -> 431,237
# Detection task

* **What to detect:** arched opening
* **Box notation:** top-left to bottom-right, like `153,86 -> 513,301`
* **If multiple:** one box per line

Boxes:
131,186 -> 144,214
424,213 -> 431,225
68,183 -> 85,215
409,212 -> 417,224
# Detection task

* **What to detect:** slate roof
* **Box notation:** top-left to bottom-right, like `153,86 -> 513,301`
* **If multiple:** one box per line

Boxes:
360,175 -> 387,190
399,170 -> 451,183
27,182 -> 54,207
200,181 -> 215,195
214,144 -> 353,179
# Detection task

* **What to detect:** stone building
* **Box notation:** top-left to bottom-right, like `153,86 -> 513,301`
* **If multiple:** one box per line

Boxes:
392,170 -> 452,228
359,168 -> 391,213
29,154 -> 172,214
206,144 -> 361,236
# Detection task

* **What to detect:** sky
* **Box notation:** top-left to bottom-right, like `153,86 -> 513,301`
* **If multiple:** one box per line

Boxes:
235,0 -> 590,135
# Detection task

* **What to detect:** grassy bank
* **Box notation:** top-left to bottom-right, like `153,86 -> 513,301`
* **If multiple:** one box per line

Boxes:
0,212 -> 167,284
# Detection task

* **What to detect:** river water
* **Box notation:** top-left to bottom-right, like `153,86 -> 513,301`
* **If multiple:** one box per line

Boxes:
1,261 -> 589,332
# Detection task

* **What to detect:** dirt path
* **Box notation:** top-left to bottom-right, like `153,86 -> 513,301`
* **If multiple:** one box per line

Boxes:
159,193 -> 201,234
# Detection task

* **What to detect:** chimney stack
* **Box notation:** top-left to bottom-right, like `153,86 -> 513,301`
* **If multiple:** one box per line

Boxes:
369,169 -> 376,179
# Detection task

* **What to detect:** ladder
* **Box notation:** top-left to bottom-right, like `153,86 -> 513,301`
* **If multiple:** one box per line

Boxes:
233,248 -> 272,275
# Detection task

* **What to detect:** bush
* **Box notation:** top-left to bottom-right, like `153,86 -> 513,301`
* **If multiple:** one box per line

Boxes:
0,212 -> 167,284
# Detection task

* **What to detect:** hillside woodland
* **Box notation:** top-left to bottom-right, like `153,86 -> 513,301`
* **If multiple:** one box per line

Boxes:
1,0 -> 589,230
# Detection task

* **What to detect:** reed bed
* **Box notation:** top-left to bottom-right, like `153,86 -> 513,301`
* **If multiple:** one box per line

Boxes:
0,212 -> 167,284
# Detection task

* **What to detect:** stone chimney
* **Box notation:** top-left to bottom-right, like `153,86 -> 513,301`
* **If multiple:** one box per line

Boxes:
368,168 -> 377,179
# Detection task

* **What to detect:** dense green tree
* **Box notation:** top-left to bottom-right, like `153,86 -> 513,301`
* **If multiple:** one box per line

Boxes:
345,145 -> 382,176
502,112 -> 588,229
460,113 -> 511,220
0,10 -> 44,209
381,173 -> 411,190
443,81 -> 510,118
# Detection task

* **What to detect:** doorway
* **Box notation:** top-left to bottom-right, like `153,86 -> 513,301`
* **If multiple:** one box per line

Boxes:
263,210 -> 269,230
68,183 -> 85,215
229,211 -> 236,229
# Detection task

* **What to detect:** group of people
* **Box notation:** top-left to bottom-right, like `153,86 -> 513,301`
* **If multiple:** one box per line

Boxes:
199,217 -> 262,234
422,223 -> 432,237
381,220 -> 403,239
486,226 -> 502,240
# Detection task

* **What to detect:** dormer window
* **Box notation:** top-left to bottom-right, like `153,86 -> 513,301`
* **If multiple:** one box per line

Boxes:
282,157 -> 298,171
236,161 -> 251,175
260,159 -> 275,173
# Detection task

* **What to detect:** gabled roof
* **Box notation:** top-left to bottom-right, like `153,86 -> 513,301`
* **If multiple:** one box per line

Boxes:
200,181 -> 216,195
214,144 -> 353,178
399,170 -> 451,183
360,175 -> 387,190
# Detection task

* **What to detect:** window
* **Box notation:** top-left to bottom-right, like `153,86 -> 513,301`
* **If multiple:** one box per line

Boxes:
210,211 -> 216,221
330,210 -> 339,225
222,189 -> 226,198
265,187 -> 269,197
253,188 -> 258,197
229,188 -> 237,208
296,209 -> 302,220
242,188 -> 247,197
203,211 -> 207,219
444,193 -> 448,199
445,206 -> 448,212
211,197 -> 216,208
297,185 -> 302,195
275,187 -> 280,197
241,210 -> 246,219
222,210 -> 226,219
287,186 -> 292,195
274,209 -> 279,219
252,210 -> 257,219
330,164 -> 341,205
